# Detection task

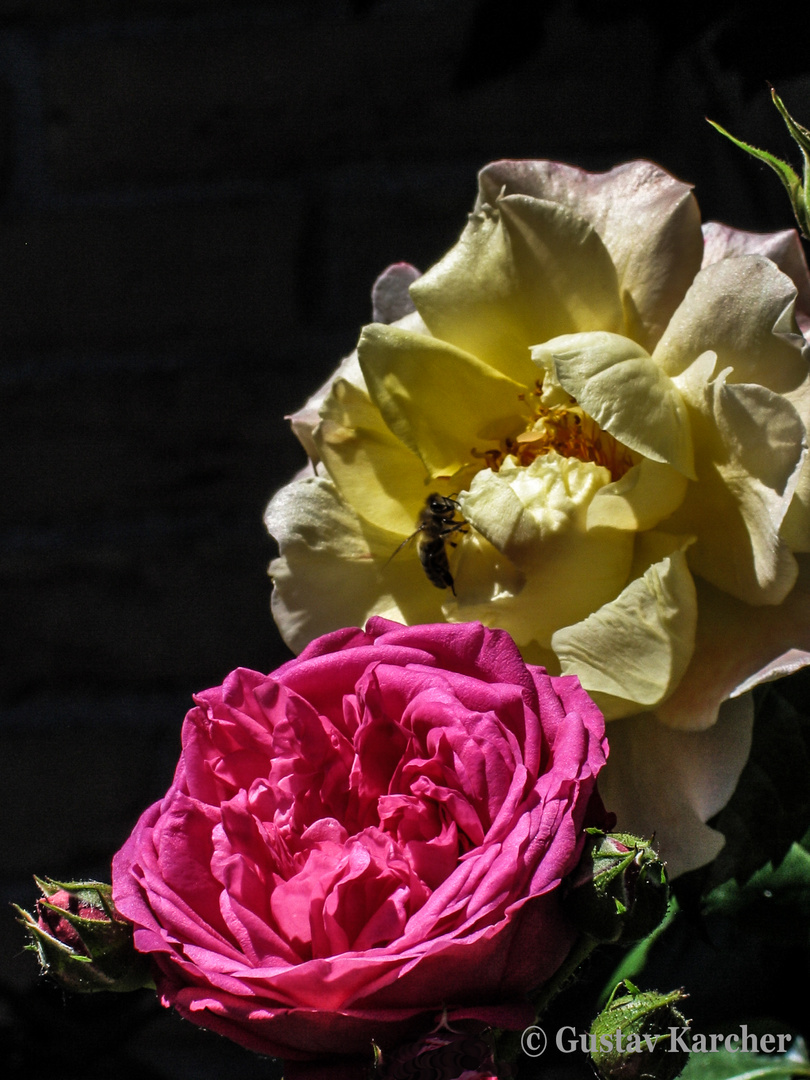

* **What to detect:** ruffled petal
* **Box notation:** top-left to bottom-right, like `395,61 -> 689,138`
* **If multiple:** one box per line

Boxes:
358,323 -> 529,480
456,455 -> 633,649
656,558 -> 810,729
781,455 -> 810,552
409,191 -> 623,383
478,159 -> 703,351
597,695 -> 754,878
286,310 -> 430,465
669,354 -> 804,605
264,477 -> 447,653
587,459 -> 688,531
313,377 -> 434,537
701,221 -> 810,332
532,331 -> 695,477
653,255 -> 808,394
551,540 -> 698,719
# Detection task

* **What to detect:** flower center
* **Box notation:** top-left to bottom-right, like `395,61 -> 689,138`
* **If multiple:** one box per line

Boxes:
473,382 -> 636,482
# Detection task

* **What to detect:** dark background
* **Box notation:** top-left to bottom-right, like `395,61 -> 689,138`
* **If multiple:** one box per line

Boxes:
2,1 -> 808,1076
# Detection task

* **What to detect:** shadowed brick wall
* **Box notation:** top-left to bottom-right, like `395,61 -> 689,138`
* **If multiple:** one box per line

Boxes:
2,1 -> 807,1076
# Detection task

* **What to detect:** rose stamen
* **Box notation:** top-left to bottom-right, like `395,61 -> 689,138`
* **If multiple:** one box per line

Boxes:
472,396 -> 635,481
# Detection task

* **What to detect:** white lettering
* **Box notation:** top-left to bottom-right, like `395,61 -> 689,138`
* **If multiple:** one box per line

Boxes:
710,1034 -> 724,1052
725,1034 -> 740,1052
760,1035 -> 775,1053
669,1028 -> 691,1053
778,1035 -> 791,1053
741,1026 -> 757,1052
625,1034 -> 642,1054
556,1026 -> 578,1053
600,1034 -> 613,1053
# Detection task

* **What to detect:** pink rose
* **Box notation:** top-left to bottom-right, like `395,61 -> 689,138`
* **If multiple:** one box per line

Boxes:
112,619 -> 608,1065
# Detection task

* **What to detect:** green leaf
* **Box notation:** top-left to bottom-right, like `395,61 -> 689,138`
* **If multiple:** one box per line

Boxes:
700,834 -> 810,944
680,1046 -> 810,1080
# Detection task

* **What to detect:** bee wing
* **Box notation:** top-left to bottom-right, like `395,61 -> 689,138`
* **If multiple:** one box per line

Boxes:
385,528 -> 421,567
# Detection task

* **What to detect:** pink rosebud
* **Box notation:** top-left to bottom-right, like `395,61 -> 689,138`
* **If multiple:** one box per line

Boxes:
16,877 -> 153,993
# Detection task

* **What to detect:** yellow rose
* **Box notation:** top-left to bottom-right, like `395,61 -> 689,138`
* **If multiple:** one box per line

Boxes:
265,160 -> 810,875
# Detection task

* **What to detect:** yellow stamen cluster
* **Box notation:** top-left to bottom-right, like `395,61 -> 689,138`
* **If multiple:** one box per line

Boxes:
472,384 -> 636,482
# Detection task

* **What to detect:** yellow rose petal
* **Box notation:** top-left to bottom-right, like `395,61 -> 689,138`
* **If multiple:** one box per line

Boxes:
551,542 -> 698,717
656,561 -> 810,729
596,695 -> 753,877
409,193 -> 623,383
781,455 -> 810,552
265,476 -> 448,653
670,356 -> 804,605
654,254 -> 808,392
358,323 -> 529,480
478,159 -> 703,351
532,331 -> 696,478
587,458 -> 688,531
456,455 -> 634,647
314,377 -> 433,536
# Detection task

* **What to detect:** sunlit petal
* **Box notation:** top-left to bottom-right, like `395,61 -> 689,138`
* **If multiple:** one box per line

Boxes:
533,331 -> 695,477
551,541 -> 697,718
669,355 -> 804,605
654,255 -> 808,393
656,559 -> 810,729
265,477 -> 446,653
598,695 -> 754,878
409,192 -> 623,383
587,459 -> 688,531
478,159 -> 703,350
358,323 -> 529,479
313,377 -> 433,537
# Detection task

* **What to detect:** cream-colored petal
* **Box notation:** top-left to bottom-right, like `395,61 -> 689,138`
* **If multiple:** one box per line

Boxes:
654,255 -> 808,394
587,459 -> 688,531
287,309 -> 430,464
455,455 -> 633,649
781,454 -> 810,553
669,357 -> 804,605
478,159 -> 703,351
533,332 -> 695,477
408,192 -> 623,383
598,695 -> 754,878
358,323 -> 529,479
655,559 -> 810,729
551,542 -> 698,719
264,476 -> 448,654
313,377 -> 433,536
732,648 -> 810,696
701,221 -> 810,329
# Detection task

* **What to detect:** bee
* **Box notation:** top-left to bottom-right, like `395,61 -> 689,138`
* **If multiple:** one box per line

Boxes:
389,493 -> 468,594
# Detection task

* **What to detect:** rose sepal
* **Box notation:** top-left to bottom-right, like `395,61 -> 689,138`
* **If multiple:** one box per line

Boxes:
564,829 -> 670,946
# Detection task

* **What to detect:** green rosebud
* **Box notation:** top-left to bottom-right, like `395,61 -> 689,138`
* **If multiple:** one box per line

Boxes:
589,981 -> 690,1080
565,830 -> 669,945
14,876 -> 153,993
